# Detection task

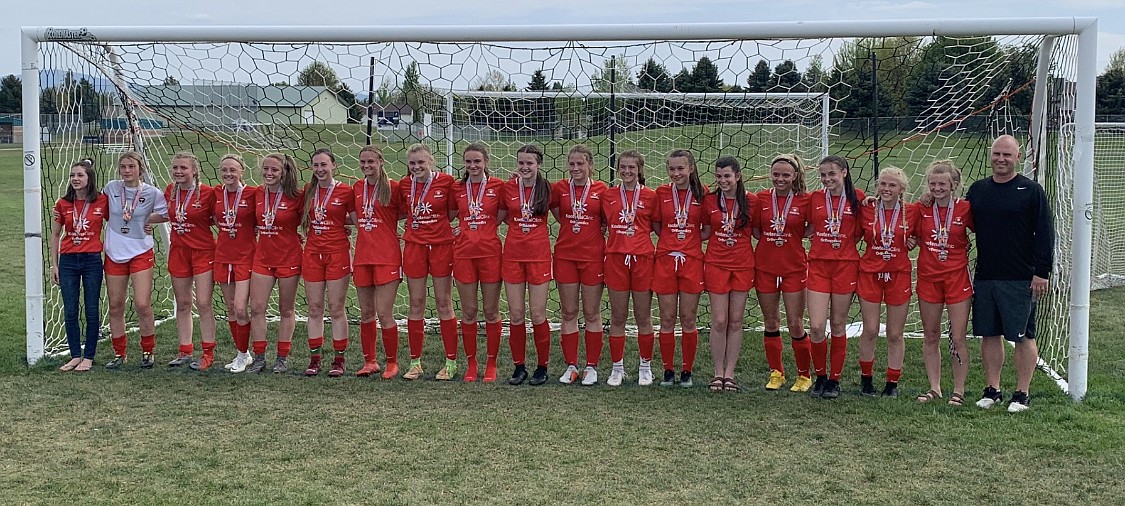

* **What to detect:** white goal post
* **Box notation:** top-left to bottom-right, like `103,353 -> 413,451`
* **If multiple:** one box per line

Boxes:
20,19 -> 1097,401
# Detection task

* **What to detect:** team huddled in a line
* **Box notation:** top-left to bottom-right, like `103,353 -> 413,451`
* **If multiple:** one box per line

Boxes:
48,135 -> 1053,412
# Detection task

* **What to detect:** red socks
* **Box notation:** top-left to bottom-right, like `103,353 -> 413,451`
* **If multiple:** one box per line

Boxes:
381,325 -> 399,364
561,331 -> 580,366
764,331 -> 784,373
307,336 -> 324,356
360,321 -> 378,362
201,341 -> 216,354
609,334 -> 626,364
332,337 -> 349,354
234,323 -> 250,353
791,333 -> 811,377
584,330 -> 603,367
439,318 -> 458,361
276,341 -> 291,358
860,359 -> 875,377
533,321 -> 551,367
252,339 -> 268,355
638,332 -> 655,362
887,367 -> 902,383
658,331 -> 676,371
485,321 -> 502,363
681,330 -> 698,373
829,334 -> 847,381
509,322 -> 527,365
407,319 -> 425,360
140,334 -> 155,354
461,321 -> 479,362
179,343 -> 194,355
811,339 -> 828,377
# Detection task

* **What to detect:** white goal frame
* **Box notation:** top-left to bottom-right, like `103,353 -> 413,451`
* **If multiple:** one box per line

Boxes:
20,19 -> 1097,401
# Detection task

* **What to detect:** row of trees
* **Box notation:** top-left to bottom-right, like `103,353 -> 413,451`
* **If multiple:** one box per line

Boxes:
0,71 -> 113,120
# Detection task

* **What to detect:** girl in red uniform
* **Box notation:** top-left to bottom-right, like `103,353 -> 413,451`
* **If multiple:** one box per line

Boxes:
247,153 -> 303,374
857,167 -> 914,398
353,145 -> 402,380
49,159 -> 107,372
103,151 -> 169,369
702,156 -> 756,392
753,154 -> 812,392
213,154 -> 257,373
164,152 -> 219,370
300,148 -> 356,377
552,144 -> 608,386
601,150 -> 658,386
450,142 -> 507,383
912,161 -> 974,406
652,149 -> 709,388
398,143 -> 459,381
502,144 -> 554,385
806,155 -> 865,399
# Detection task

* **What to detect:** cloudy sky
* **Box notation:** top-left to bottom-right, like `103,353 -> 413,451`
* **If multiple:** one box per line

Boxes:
6,0 -> 1123,83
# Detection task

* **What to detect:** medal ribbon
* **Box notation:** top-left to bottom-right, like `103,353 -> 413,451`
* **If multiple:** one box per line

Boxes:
771,189 -> 794,235
933,198 -> 956,255
876,199 -> 902,256
410,175 -> 435,222
223,184 -> 245,232
120,184 -> 143,221
313,180 -> 338,224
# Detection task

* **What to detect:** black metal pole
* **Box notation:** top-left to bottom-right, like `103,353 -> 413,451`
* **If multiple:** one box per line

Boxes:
365,56 -> 376,145
609,66 -> 617,182
870,51 -> 880,174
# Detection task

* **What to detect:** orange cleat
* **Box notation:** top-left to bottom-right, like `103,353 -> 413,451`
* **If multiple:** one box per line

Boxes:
355,360 -> 382,377
381,361 -> 399,380
482,361 -> 498,383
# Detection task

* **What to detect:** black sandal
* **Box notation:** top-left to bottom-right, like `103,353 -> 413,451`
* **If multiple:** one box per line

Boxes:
948,392 -> 965,406
917,389 -> 942,403
708,377 -> 725,392
723,378 -> 741,392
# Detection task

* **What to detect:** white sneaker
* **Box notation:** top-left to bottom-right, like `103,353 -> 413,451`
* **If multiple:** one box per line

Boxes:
580,366 -> 598,386
607,364 -> 626,387
228,352 -> 251,374
559,364 -> 580,384
1007,391 -> 1031,413
638,360 -> 654,386
224,355 -> 238,370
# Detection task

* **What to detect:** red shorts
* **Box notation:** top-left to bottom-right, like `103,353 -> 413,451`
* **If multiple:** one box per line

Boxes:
917,267 -> 973,305
651,254 -> 704,295
354,264 -> 402,287
553,257 -> 604,286
857,270 -> 913,306
168,246 -> 215,278
806,259 -> 859,295
754,269 -> 807,294
705,264 -> 754,294
302,250 -> 352,283
454,256 -> 503,285
403,242 -> 454,279
252,263 -> 301,279
214,262 -> 252,284
604,253 -> 653,292
104,249 -> 155,276
503,260 -> 552,285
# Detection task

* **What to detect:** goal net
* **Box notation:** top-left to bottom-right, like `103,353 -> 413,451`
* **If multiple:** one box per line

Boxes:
1093,123 -> 1125,290
22,21 -> 1097,399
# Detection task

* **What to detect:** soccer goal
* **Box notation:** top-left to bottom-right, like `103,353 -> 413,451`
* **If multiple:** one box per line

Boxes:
21,20 -> 1097,400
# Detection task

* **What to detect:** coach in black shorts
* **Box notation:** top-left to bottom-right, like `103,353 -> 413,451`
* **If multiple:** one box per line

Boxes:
965,135 -> 1054,413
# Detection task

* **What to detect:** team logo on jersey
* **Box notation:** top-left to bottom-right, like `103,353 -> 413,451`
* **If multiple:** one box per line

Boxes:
416,202 -> 433,215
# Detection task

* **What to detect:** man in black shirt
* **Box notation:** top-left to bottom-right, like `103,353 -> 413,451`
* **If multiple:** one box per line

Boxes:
965,135 -> 1054,413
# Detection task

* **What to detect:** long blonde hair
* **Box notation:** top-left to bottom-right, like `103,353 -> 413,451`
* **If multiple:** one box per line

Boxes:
360,145 -> 392,206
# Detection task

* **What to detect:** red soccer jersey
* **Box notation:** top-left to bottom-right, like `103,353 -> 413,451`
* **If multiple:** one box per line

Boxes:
702,191 -> 756,270
551,178 -> 608,261
911,199 -> 973,277
164,183 -> 217,251
502,179 -> 551,262
859,201 -> 915,273
354,178 -> 402,266
807,188 -> 866,261
451,176 -> 505,260
304,180 -> 355,255
254,186 -> 305,269
653,184 -> 708,259
212,184 -> 257,265
54,195 -> 109,254
601,184 -> 658,256
399,172 -> 455,246
752,189 -> 809,276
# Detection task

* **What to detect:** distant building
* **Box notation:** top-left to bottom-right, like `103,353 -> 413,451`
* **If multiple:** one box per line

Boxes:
132,84 -> 350,127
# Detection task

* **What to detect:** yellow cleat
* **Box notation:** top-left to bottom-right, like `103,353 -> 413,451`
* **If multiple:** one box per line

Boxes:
435,359 -> 457,381
403,362 -> 424,380
765,370 -> 786,390
789,375 -> 813,393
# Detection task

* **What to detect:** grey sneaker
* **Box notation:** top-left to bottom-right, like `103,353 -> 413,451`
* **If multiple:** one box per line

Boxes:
140,352 -> 155,369
168,354 -> 193,367
105,355 -> 126,370
272,356 -> 289,374
247,353 -> 267,374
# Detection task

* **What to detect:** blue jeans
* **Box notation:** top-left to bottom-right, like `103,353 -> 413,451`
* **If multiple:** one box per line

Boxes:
58,253 -> 103,359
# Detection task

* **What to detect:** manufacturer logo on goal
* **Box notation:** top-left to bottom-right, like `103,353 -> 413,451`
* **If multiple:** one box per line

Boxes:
43,28 -> 97,41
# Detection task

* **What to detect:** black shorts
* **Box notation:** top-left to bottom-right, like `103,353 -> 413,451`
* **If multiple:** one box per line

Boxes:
971,279 -> 1037,343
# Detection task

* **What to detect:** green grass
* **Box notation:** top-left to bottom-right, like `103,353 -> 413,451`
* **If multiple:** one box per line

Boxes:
5,133 -> 1125,503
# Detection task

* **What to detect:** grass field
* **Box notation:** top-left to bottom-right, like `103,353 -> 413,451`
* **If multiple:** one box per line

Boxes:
5,132 -> 1125,503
